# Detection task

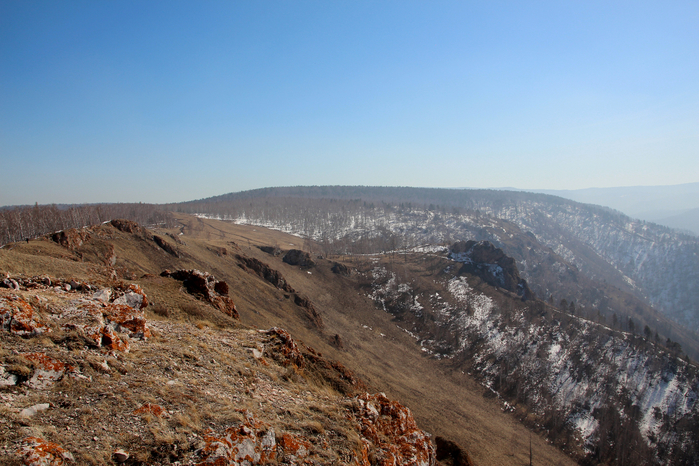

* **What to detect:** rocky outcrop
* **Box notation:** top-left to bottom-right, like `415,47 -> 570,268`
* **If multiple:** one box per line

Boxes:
282,249 -> 315,268
50,228 -> 91,250
153,235 -> 180,257
109,219 -> 143,235
161,269 -> 238,319
0,295 -> 51,337
450,240 -> 532,299
0,276 -> 152,391
351,393 -> 436,466
294,294 -> 324,329
332,262 -> 351,276
196,411 -> 277,465
237,255 -> 294,293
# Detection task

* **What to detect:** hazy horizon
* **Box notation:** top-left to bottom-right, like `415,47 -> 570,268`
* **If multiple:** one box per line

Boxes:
2,2 -> 698,206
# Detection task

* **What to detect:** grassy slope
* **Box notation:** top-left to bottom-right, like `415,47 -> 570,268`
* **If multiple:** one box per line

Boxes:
1,213 -> 576,466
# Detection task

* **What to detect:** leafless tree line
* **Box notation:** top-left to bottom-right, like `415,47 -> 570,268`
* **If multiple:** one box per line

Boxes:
0,203 -> 175,246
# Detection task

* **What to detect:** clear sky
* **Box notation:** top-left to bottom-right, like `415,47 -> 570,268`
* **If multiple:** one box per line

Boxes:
1,1 -> 698,205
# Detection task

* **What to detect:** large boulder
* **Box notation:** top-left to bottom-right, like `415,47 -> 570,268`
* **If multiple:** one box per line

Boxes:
161,269 -> 238,319
51,228 -> 90,250
282,249 -> 315,268
0,295 -> 51,337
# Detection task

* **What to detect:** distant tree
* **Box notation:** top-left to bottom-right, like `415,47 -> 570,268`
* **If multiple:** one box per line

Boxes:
628,318 -> 635,334
559,298 -> 568,311
644,325 -> 652,340
612,313 -> 618,328
569,301 -> 576,315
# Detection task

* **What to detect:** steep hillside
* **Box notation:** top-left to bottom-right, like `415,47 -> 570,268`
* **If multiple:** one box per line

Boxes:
359,243 -> 698,465
0,216 -> 576,466
176,186 -> 699,360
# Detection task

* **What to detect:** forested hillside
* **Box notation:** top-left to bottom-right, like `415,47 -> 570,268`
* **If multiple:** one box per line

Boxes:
175,186 -> 699,356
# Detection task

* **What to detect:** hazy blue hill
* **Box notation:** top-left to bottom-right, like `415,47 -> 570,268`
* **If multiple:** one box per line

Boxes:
529,182 -> 699,234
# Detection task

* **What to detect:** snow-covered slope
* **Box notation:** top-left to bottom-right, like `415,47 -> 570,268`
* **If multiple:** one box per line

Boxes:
365,259 -> 699,465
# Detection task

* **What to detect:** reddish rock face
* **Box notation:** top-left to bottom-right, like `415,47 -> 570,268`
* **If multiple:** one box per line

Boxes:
16,436 -> 74,465
352,393 -> 436,466
0,295 -> 51,337
277,433 -> 311,463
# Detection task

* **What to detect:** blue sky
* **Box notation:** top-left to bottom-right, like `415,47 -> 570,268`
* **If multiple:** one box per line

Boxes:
1,1 -> 697,205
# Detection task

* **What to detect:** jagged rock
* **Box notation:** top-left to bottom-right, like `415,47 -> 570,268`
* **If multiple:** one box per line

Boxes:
51,228 -> 90,250
450,240 -> 533,299
16,437 -> 74,465
153,235 -> 180,257
197,411 -> 276,465
0,366 -> 18,387
237,255 -> 294,293
161,269 -> 238,319
0,295 -> 51,337
20,403 -> 50,418
352,393 -> 436,466
331,262 -> 351,276
2,278 -> 20,290
282,249 -> 315,268
435,436 -> 474,466
277,433 -> 311,463
264,328 -> 305,368
109,219 -> 143,234
113,284 -> 148,310
92,288 -> 112,302
103,303 -> 151,339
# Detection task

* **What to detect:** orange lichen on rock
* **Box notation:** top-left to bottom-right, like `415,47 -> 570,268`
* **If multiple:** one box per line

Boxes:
197,411 -> 276,466
16,436 -> 74,465
22,352 -> 76,389
277,433 -> 311,463
133,403 -> 165,417
352,393 -> 435,466
264,327 -> 305,368
102,303 -> 151,339
59,301 -> 105,347
100,325 -> 130,352
0,295 -> 51,337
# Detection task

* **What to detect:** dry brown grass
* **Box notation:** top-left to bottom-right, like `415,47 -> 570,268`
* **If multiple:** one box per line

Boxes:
0,213 -> 578,466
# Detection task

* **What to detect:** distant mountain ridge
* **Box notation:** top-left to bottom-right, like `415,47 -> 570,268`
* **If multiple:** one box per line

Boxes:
523,182 -> 699,235
178,186 -> 699,342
